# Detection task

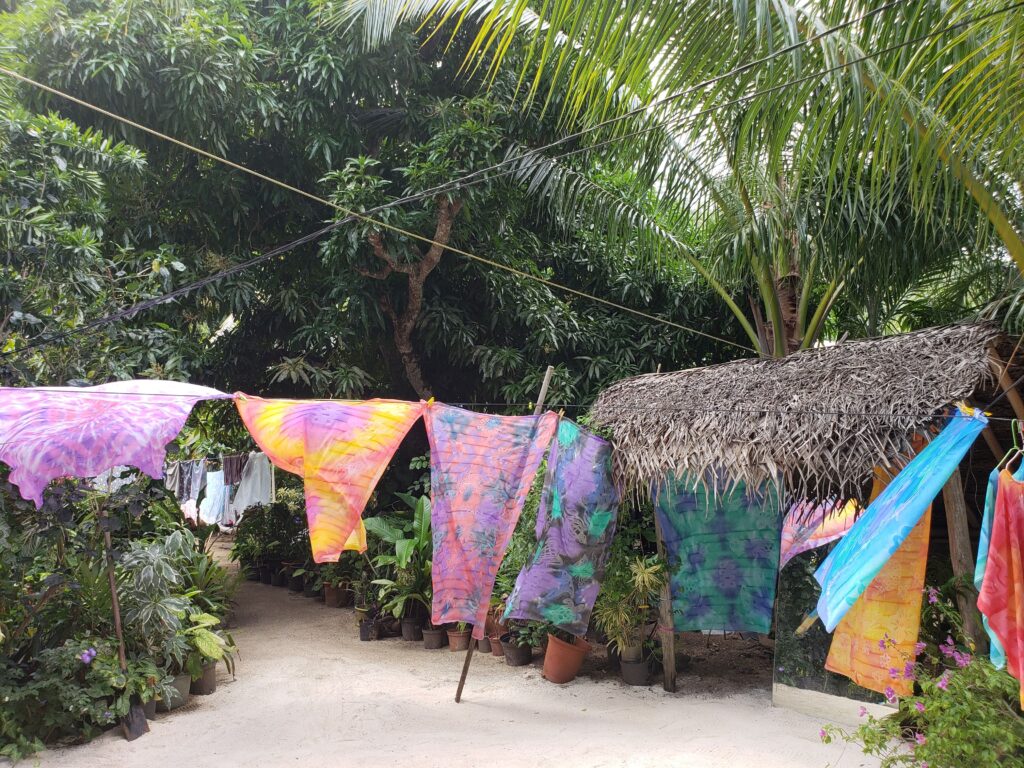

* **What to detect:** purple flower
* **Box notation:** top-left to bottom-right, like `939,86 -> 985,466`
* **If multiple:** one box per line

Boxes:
777,666 -> 785,673
936,673 -> 950,691
952,650 -> 972,668
878,638 -> 888,651
858,706 -> 868,717
938,637 -> 955,658
914,641 -> 927,656
884,686 -> 897,703
79,647 -> 96,665
926,587 -> 939,605
904,662 -> 916,680
818,728 -> 827,741
888,667 -> 900,679
915,733 -> 927,746
914,701 -> 926,713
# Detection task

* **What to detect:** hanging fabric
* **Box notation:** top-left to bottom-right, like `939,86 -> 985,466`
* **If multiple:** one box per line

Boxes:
228,452 -> 274,522
815,407 -> 987,631
198,470 -> 227,526
164,462 -> 182,499
503,419 -> 620,636
181,459 -> 207,522
235,395 -> 426,563
0,380 -> 228,506
978,470 -> 1024,707
826,462 -> 932,698
426,404 -> 558,639
654,475 -> 782,634
779,498 -> 859,569
222,454 -> 248,486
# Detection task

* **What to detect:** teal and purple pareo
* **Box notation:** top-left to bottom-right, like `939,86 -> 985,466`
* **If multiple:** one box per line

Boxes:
654,476 -> 782,634
503,420 -> 620,636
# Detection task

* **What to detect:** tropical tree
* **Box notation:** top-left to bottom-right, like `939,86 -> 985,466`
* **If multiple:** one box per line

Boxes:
331,0 -> 1024,355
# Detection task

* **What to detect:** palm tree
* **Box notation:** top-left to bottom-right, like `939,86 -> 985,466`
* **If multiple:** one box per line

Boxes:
328,0 -> 1024,356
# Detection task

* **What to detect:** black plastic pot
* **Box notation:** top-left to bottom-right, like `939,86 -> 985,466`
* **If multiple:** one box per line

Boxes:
288,574 -> 304,592
190,661 -> 218,695
620,659 -> 650,686
401,617 -> 423,641
303,580 -> 320,598
359,620 -> 380,641
259,565 -> 273,584
422,627 -> 447,649
501,634 -> 533,667
478,635 -> 492,653
245,566 -> 260,582
142,698 -> 157,720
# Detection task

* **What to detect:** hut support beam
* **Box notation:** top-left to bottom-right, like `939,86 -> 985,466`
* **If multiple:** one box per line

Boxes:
941,468 -> 984,649
989,349 -> 1024,421
653,514 -> 677,693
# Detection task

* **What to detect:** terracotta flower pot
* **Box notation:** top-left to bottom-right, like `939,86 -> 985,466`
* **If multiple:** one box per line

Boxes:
447,628 -> 471,651
422,627 -> 447,649
190,661 -> 218,695
500,634 -> 533,666
401,617 -> 424,641
489,634 -> 504,657
620,659 -> 650,686
324,584 -> 344,608
477,635 -> 492,653
336,584 -> 354,607
543,634 -> 591,684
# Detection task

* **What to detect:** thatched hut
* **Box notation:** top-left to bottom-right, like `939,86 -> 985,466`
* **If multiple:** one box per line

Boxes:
590,323 -> 1009,502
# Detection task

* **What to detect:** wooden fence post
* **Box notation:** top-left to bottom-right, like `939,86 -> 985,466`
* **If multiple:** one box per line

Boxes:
653,513 -> 677,693
941,468 -> 984,649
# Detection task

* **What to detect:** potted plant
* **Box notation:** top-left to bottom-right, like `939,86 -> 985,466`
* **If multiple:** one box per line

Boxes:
447,621 -> 472,651
593,553 -> 665,686
183,612 -> 237,696
357,603 -> 382,641
422,620 -> 447,649
366,494 -> 433,643
500,621 -> 543,666
543,626 -> 592,684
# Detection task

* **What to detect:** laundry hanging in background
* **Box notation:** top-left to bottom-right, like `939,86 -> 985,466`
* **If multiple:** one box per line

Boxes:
236,395 -> 426,562
815,408 -> 987,632
654,475 -> 782,634
181,459 -> 207,522
779,498 -> 859,569
222,453 -> 248,486
978,470 -> 1024,707
0,380 -> 229,507
503,419 -> 620,636
198,469 -> 227,526
164,462 -> 183,499
92,465 -> 139,494
228,452 -> 274,522
826,461 -> 932,698
427,404 -> 558,639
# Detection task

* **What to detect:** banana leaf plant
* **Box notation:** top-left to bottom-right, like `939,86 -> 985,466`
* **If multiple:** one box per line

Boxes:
365,494 -> 432,621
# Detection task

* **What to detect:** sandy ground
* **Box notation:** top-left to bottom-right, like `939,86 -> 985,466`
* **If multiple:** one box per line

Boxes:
27,580 -> 880,768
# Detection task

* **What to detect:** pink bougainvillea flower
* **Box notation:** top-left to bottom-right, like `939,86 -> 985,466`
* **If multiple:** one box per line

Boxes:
915,733 -> 927,746
819,729 -> 827,741
889,667 -> 901,679
926,586 -> 939,604
936,673 -> 950,691
952,650 -> 972,668
884,685 -> 897,703
858,706 -> 868,717
915,701 -> 926,713
904,661 -> 916,680
914,641 -> 927,656
938,636 -> 955,658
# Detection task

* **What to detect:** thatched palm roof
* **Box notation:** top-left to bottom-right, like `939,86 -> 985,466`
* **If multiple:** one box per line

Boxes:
590,323 -> 1003,501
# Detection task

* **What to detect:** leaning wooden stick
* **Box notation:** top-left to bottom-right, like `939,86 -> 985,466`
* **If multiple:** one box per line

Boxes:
454,364 -> 555,703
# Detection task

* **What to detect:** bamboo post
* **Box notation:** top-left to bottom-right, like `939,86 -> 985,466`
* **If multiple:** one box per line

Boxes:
941,468 -> 984,649
653,513 -> 677,692
455,365 -> 555,704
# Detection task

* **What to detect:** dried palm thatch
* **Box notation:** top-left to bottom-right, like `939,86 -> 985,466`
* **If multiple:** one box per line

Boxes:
590,323 -> 1003,502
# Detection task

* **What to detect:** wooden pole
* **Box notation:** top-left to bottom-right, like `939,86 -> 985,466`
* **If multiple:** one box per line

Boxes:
455,365 -> 555,704
101,507 -> 149,740
989,349 -> 1024,421
941,468 -> 984,649
653,513 -> 677,692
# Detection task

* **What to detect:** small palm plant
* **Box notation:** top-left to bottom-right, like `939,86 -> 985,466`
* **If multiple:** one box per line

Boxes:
365,493 -> 433,622
593,554 -> 666,663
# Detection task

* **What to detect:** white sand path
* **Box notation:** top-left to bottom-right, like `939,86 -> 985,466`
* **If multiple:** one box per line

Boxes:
28,580 -> 880,768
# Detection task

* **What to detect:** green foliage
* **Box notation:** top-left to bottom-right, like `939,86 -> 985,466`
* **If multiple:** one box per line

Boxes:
823,597 -> 1024,766
367,493 -> 432,620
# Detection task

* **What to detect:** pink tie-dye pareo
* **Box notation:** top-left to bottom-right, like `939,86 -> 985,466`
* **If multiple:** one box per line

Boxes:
235,395 -> 426,563
426,404 -> 558,639
779,498 -> 859,569
0,380 -> 229,506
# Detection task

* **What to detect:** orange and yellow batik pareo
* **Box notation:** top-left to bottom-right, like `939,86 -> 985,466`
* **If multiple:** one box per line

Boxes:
235,395 -> 426,562
825,465 -> 932,698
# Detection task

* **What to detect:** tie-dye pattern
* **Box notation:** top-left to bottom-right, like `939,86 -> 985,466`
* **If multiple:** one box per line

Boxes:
426,404 -> 557,639
978,471 -> 1024,708
0,380 -> 228,506
826,466 -> 932,698
779,498 -> 859,569
654,476 -> 782,634
815,409 -> 986,631
503,419 -> 620,636
235,395 -> 425,562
